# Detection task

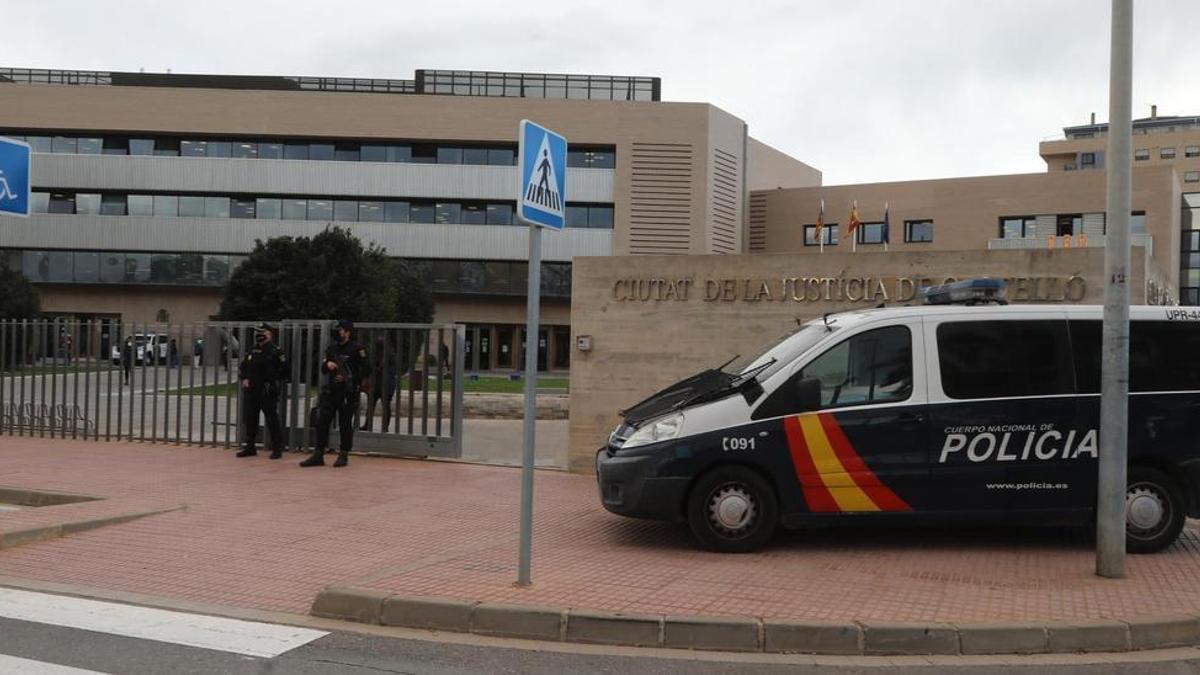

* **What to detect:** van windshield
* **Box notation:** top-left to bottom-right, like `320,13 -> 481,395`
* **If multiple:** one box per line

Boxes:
730,323 -> 835,382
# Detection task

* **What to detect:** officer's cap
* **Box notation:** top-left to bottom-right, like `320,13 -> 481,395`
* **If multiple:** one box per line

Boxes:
255,322 -> 276,336
334,319 -> 354,332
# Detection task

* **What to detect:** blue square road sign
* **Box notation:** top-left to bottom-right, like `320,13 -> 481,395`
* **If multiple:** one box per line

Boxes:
517,120 -> 567,230
0,137 -> 31,218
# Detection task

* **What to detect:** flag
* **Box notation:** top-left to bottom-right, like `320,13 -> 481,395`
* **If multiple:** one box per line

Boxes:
882,202 -> 890,245
846,201 -> 862,236
814,198 -> 825,241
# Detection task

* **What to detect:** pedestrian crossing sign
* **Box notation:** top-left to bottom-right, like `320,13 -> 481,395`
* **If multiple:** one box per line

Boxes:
0,137 -> 31,218
517,120 -> 567,230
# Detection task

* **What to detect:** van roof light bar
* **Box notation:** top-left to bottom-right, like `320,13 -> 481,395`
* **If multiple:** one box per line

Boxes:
921,278 -> 1009,306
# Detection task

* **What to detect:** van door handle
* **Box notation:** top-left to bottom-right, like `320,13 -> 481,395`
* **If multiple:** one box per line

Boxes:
897,412 -> 925,423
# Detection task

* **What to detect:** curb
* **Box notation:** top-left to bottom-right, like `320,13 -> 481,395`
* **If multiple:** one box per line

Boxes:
310,586 -> 1200,656
0,505 -> 185,550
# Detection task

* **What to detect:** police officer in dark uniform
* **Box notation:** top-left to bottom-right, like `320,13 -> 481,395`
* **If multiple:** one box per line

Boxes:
300,319 -> 368,468
236,323 -> 288,459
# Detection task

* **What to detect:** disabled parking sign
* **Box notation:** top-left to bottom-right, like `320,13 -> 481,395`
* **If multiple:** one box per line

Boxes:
0,137 -> 31,218
517,120 -> 567,230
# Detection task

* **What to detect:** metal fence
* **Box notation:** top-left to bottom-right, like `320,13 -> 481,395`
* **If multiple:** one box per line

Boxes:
0,319 -> 465,458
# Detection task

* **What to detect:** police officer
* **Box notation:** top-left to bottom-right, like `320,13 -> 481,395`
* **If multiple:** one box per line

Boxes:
300,319 -> 367,468
236,323 -> 288,459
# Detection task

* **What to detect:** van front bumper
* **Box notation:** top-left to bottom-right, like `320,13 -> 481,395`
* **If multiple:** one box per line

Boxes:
596,448 -> 688,522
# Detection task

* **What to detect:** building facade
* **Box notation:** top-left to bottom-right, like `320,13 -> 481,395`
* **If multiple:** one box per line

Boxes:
0,67 -> 819,372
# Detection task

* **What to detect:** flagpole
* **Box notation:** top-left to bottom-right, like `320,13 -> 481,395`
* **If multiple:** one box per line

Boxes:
883,201 -> 889,252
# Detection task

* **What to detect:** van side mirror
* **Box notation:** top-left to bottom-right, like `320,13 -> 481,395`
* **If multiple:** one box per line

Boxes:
795,377 -> 822,412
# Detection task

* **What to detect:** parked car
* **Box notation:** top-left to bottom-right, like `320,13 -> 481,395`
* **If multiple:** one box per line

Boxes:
111,333 -> 168,365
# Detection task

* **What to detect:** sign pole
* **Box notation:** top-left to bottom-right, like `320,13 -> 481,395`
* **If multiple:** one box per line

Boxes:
1097,0 -> 1132,579
518,223 -> 541,586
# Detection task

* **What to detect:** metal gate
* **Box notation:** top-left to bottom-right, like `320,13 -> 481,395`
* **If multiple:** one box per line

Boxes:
0,318 -> 465,458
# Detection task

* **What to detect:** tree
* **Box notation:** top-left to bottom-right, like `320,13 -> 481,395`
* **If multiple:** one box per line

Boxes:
0,262 -> 40,320
217,226 -> 433,323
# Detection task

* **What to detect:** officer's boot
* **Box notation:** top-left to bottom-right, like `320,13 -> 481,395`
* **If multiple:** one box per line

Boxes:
299,448 -> 325,467
332,449 -> 349,468
235,446 -> 257,458
269,448 -> 283,460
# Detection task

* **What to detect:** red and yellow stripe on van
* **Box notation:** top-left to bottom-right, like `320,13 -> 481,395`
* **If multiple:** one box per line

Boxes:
783,413 -> 911,513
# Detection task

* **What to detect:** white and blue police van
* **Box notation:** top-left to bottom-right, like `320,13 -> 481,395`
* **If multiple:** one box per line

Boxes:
597,279 -> 1200,553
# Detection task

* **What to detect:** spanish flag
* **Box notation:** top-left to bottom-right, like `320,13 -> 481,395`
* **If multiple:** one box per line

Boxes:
846,200 -> 862,236
814,198 -> 825,239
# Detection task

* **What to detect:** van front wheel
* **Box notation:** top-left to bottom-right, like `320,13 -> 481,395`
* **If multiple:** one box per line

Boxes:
1125,466 -> 1186,554
687,467 -> 778,553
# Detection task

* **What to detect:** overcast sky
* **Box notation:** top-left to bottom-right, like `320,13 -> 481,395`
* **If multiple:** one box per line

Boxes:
8,0 -> 1199,185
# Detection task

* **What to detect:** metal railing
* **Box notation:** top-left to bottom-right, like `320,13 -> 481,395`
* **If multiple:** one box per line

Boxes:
988,232 -> 1154,257
0,319 -> 465,458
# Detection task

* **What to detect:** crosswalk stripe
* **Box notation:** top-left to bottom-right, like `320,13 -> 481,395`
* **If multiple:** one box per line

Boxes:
0,654 -> 107,674
0,588 -> 327,659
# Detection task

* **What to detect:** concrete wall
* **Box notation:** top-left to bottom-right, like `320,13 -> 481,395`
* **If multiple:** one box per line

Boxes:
567,247 -> 1154,473
747,138 -> 821,190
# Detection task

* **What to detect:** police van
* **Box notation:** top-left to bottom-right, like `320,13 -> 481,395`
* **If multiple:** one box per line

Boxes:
596,280 -> 1200,553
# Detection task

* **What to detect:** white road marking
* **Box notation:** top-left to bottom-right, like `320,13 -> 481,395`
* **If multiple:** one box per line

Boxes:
0,654 -> 107,674
0,588 -> 328,658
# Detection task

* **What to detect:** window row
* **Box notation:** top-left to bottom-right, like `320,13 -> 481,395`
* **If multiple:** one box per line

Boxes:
999,212 -> 1146,238
399,259 -> 572,298
1134,145 -> 1200,161
802,220 -> 933,246
7,133 -> 616,169
31,191 -> 615,228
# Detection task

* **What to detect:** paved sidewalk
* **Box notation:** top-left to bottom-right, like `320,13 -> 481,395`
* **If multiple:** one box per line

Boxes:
2,437 -> 1200,624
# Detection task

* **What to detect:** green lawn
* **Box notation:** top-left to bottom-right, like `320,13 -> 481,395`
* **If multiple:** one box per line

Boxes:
176,376 -> 569,397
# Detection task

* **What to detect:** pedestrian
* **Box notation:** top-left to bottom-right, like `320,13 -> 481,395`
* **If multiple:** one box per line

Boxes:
236,323 -> 288,459
301,319 -> 367,468
121,336 -> 133,385
168,338 -> 179,368
361,334 -> 398,432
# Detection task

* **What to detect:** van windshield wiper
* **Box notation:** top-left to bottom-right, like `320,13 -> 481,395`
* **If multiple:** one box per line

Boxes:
672,357 -> 777,411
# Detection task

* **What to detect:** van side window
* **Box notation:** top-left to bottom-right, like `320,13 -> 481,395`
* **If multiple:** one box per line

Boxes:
937,320 -> 1073,399
1071,320 -> 1200,392
753,326 -> 912,419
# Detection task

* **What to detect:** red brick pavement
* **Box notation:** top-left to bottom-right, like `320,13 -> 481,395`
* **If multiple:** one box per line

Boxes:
2,437 -> 1200,622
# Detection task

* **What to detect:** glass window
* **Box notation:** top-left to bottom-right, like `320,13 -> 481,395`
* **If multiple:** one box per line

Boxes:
358,201 -> 384,222
1080,152 -> 1096,166
283,143 -> 309,160
76,137 -> 102,154
26,136 -> 51,153
48,192 -> 75,214
281,198 -> 307,220
858,222 -> 884,244
588,150 -> 615,168
256,198 -> 282,219
1161,147 -> 1176,159
124,253 -> 151,282
486,203 -> 513,226
388,145 -> 412,163
937,320 -> 1074,399
1074,320 -> 1200,393
101,137 -> 128,155
1187,145 -> 1200,158
203,255 -> 230,284
360,145 -> 388,162
334,143 -> 359,162
487,148 -> 515,166
384,201 -> 410,223
333,200 -> 358,221
461,203 -> 487,224
206,141 -> 232,158
1131,211 -> 1147,234
803,224 -> 838,246
230,198 -> 256,219
589,205 -> 614,228
150,254 -> 179,283
153,195 -> 179,217
129,138 -> 155,156
259,142 -> 283,159
179,196 -> 205,217
154,138 -> 180,156
1186,171 -> 1200,183
437,147 -> 463,164
1135,148 -> 1149,161
566,205 -> 589,227
99,253 -> 125,282
410,202 -> 435,223
176,254 -> 204,283
232,141 -> 258,159
307,199 -> 333,221
51,136 -> 77,154
309,143 -> 335,161
30,192 -> 49,213
73,252 -> 99,282
24,251 -> 73,282
463,148 -> 489,165
100,194 -> 126,216
180,140 -> 207,157
75,193 -> 101,215
204,196 -> 230,219
1000,216 -> 1034,239
905,220 -> 933,242
127,195 -> 153,217
435,202 -> 461,224
411,144 -> 437,164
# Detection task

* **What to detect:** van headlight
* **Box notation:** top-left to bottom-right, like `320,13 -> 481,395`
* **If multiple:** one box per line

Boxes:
621,413 -> 684,450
